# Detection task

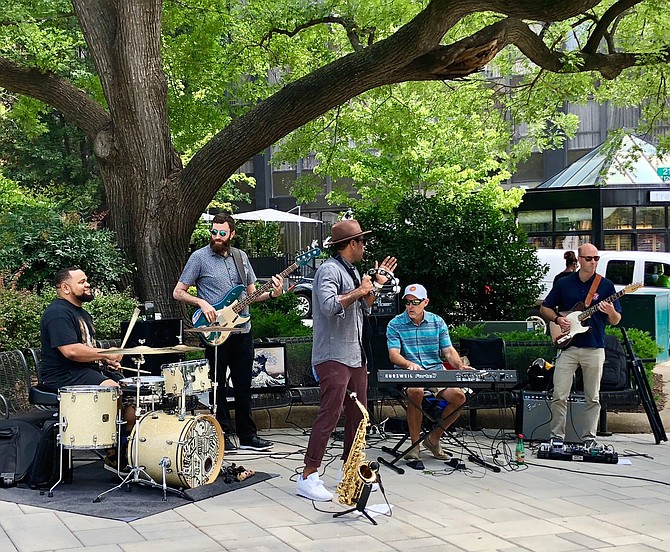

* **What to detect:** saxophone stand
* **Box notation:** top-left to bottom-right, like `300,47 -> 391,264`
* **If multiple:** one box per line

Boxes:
94,354 -> 184,502
333,463 -> 380,526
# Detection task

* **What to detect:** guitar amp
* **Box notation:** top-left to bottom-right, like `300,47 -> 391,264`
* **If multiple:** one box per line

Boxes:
370,291 -> 399,316
516,391 -> 585,443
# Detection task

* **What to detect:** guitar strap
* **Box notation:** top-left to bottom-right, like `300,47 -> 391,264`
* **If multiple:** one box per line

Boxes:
584,274 -> 602,308
229,247 -> 247,285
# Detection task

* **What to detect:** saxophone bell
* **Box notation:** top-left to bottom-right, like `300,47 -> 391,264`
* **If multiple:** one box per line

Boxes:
358,461 -> 379,484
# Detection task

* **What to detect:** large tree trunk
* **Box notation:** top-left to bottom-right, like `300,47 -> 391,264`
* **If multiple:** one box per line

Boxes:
73,0 -> 191,315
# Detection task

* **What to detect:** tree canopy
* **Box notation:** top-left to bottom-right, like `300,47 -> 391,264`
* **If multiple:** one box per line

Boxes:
0,0 -> 669,313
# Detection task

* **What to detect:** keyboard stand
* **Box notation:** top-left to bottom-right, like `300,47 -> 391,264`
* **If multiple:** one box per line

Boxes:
378,388 -> 462,474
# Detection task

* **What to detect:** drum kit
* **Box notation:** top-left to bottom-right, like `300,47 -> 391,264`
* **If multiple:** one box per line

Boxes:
49,325 -> 241,501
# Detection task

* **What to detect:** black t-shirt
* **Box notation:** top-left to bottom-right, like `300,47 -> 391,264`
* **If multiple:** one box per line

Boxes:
40,298 -> 99,388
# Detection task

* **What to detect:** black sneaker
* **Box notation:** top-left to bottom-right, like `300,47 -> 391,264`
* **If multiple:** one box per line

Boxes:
238,435 -> 273,451
224,435 -> 238,454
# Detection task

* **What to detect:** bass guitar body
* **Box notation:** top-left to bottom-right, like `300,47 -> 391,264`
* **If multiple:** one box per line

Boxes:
549,303 -> 590,349
192,285 -> 249,346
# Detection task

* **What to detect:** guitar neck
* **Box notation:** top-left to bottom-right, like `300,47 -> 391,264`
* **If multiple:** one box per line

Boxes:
233,262 -> 299,313
578,288 -> 627,321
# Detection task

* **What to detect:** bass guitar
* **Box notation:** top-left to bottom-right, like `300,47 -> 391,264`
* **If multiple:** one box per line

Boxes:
192,244 -> 320,346
549,282 -> 642,349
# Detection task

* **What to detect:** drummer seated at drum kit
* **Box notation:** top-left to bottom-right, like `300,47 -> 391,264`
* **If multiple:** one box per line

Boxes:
40,267 -> 136,472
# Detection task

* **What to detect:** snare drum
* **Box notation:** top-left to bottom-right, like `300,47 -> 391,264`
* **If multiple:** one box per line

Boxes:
58,386 -> 119,449
128,411 -> 223,488
162,359 -> 212,396
119,376 -> 165,407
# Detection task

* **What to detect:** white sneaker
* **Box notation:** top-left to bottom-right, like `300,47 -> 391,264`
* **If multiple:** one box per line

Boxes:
296,472 -> 333,502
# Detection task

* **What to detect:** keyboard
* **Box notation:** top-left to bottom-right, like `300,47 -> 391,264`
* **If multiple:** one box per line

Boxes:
376,369 -> 518,389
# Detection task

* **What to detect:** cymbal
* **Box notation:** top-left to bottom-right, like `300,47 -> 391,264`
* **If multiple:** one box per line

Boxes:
185,326 -> 244,333
101,345 -> 204,355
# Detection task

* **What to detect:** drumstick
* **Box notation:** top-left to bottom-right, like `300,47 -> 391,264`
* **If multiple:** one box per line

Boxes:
120,307 -> 141,349
119,366 -> 151,375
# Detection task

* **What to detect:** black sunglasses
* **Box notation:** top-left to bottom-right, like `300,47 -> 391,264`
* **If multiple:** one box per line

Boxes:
579,255 -> 600,262
353,237 -> 367,245
404,299 -> 423,306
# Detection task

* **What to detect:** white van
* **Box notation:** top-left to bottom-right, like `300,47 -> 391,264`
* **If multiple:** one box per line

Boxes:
536,249 -> 670,301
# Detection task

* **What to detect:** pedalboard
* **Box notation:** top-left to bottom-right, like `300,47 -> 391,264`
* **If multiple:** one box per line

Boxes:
537,439 -> 618,464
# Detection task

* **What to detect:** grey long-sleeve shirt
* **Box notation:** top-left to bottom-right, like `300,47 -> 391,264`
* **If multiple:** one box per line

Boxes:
311,257 -> 369,368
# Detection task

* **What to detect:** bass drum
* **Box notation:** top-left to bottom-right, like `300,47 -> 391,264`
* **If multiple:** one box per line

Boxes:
128,411 -> 223,488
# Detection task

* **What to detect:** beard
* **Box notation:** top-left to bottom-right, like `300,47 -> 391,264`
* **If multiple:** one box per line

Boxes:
75,290 -> 95,303
210,237 -> 230,255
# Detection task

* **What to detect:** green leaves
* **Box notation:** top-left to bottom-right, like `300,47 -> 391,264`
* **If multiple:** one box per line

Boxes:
0,208 -> 131,292
356,193 -> 545,325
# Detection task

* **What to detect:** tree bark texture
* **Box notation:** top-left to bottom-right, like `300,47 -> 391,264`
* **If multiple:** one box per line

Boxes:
0,0 -> 661,316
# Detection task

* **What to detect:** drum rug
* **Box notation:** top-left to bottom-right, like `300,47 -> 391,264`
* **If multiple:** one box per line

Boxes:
0,461 -> 278,522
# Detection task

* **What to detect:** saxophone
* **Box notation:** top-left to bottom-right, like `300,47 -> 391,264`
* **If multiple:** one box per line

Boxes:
336,392 -> 378,506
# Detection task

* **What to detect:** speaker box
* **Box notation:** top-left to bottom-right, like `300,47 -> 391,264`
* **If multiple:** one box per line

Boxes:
516,391 -> 585,443
119,319 -> 183,375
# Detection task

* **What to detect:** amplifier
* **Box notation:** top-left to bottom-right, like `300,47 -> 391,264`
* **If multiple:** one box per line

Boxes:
516,391 -> 585,443
370,292 -> 399,316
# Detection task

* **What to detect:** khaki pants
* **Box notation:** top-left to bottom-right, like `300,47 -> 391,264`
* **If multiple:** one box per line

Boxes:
550,347 -> 605,442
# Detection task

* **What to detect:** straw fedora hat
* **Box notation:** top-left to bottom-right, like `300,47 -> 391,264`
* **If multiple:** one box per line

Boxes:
324,219 -> 371,246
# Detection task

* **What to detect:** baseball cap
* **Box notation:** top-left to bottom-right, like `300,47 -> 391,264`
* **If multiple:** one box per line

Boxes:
403,284 -> 427,300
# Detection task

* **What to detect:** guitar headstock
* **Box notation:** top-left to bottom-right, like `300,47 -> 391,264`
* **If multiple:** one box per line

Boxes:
625,282 -> 644,293
296,243 -> 321,266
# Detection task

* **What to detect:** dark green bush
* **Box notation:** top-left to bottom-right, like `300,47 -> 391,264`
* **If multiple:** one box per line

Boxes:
0,287 -> 139,351
0,208 -> 130,292
85,291 -> 140,339
0,288 -> 53,351
356,194 -> 545,325
250,293 -> 312,339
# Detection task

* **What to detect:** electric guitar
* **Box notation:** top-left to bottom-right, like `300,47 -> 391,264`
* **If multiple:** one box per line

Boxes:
192,244 -> 320,346
549,283 -> 642,349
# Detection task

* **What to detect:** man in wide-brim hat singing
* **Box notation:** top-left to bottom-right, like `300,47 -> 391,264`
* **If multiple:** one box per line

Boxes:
296,218 -> 397,501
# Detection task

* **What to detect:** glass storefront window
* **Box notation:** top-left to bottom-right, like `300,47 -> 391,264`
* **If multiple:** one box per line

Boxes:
603,207 -> 633,230
527,236 -> 553,248
518,210 -> 552,233
637,233 -> 666,252
603,234 -> 634,250
556,235 -> 591,249
636,207 -> 665,229
555,208 -> 592,232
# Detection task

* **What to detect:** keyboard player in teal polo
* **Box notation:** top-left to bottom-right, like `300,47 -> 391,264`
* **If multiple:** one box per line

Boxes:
386,284 -> 472,465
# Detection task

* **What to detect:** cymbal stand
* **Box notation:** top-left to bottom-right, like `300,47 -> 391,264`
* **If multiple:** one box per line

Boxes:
211,344 -> 219,418
95,354 -> 184,502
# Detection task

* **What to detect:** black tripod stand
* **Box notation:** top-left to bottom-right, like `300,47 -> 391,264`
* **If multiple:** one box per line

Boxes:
621,328 -> 667,444
333,462 -> 380,525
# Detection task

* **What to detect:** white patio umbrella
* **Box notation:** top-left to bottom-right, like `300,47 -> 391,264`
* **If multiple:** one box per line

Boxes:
233,208 -> 321,249
232,208 -> 320,224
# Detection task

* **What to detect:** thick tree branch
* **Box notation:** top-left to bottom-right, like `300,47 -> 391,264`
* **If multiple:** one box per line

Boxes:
180,0 -> 668,209
0,56 -> 111,140
583,0 -> 642,54
261,16 -> 375,52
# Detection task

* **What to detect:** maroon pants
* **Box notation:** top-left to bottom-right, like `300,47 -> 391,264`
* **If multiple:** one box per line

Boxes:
304,361 -> 368,469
